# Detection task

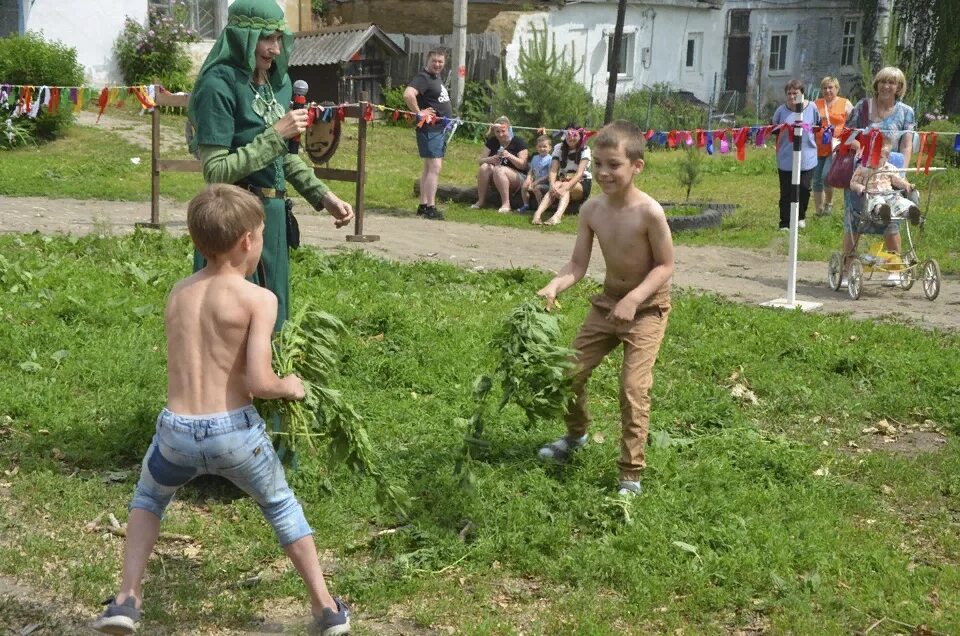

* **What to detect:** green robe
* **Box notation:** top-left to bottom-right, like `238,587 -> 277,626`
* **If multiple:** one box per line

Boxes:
190,64 -> 330,332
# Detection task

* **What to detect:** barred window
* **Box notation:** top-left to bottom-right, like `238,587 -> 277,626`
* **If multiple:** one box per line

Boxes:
769,34 -> 788,72
841,19 -> 858,67
148,0 -> 223,39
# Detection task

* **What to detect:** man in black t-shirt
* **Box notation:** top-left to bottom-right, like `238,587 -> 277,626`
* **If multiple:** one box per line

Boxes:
404,48 -> 453,221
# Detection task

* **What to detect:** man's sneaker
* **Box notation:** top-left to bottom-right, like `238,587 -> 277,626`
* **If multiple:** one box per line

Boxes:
538,434 -> 588,461
907,205 -> 921,225
416,203 -> 428,217
92,597 -> 140,634
421,205 -> 444,221
312,597 -> 350,636
617,479 -> 642,497
516,204 -> 530,213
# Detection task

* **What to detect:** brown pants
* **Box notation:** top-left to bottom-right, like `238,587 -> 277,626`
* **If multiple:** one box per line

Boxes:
565,291 -> 670,481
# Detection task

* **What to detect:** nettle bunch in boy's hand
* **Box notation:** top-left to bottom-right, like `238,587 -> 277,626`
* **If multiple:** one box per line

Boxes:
455,301 -> 576,488
257,305 -> 409,514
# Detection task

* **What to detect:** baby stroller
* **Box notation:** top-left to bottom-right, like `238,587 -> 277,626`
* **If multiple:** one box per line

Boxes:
827,152 -> 944,301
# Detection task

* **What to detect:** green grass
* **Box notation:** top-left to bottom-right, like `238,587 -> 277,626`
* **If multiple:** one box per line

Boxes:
0,233 -> 958,634
2,111 -> 958,273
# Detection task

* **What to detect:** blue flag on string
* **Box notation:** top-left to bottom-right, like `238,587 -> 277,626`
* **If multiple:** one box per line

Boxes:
706,131 -> 714,155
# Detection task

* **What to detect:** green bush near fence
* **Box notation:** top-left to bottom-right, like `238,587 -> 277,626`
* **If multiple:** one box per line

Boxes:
0,31 -> 83,148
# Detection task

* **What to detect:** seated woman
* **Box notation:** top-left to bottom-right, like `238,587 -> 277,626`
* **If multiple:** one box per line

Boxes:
532,123 -> 592,225
471,116 -> 529,213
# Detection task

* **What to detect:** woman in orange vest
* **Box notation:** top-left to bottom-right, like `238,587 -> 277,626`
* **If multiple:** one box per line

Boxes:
812,76 -> 853,217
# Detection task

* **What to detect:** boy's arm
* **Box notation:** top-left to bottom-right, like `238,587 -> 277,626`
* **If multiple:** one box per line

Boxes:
537,206 -> 595,307
245,290 -> 304,400
888,170 -> 911,191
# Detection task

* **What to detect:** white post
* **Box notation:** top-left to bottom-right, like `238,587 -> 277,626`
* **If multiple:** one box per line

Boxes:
450,0 -> 468,111
786,99 -> 802,305
761,94 -> 823,312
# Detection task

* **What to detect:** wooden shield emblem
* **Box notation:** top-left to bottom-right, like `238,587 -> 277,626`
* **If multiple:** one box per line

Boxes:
305,102 -> 342,165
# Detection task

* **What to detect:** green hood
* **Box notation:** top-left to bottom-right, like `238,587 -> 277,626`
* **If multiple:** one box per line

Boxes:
191,0 -> 294,99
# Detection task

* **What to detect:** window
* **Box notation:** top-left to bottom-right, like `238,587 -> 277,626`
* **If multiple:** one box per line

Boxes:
841,19 -> 858,66
730,10 -> 750,35
769,33 -> 788,72
607,32 -> 635,76
685,33 -> 702,71
149,0 -> 223,39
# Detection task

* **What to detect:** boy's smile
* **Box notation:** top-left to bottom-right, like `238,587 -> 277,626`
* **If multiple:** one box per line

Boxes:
593,144 -> 643,195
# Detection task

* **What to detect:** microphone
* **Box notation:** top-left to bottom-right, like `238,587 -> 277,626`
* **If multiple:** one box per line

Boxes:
288,79 -> 309,155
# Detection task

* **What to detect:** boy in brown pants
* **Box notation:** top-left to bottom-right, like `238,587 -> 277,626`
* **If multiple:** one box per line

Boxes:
537,120 -> 674,496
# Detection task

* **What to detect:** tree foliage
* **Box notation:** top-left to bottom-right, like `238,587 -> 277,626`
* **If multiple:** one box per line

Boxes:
856,0 -> 960,114
489,22 -> 593,129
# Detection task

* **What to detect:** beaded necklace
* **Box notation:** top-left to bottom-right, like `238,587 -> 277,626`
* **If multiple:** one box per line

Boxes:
251,80 -> 285,187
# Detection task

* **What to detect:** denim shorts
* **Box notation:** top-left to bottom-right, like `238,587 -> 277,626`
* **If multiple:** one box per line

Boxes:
131,406 -> 312,546
416,126 -> 447,158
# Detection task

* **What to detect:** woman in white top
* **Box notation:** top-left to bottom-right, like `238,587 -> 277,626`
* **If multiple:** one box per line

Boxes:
532,123 -> 592,226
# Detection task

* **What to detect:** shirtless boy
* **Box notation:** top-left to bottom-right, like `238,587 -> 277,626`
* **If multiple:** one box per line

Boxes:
92,184 -> 349,635
536,120 -> 674,496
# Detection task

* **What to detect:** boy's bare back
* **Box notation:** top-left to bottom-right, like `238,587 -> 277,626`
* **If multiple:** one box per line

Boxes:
581,187 -> 673,298
165,270 -> 276,415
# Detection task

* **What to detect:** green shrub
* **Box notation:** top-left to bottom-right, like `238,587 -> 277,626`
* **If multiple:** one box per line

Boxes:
677,147 -> 705,202
592,85 -> 707,135
114,6 -> 198,92
381,84 -> 406,126
489,22 -> 593,130
454,81 -> 492,141
0,31 -> 84,146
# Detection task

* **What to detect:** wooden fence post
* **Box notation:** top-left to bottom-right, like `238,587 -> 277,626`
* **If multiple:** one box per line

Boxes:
140,91 -> 198,230
346,91 -> 378,242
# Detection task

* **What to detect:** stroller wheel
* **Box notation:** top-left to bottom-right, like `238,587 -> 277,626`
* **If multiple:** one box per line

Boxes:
848,258 -> 864,300
827,252 -> 843,291
899,252 -> 916,291
921,259 -> 941,301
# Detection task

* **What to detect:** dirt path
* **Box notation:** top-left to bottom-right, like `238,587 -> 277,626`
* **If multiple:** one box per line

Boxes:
3,194 -> 959,330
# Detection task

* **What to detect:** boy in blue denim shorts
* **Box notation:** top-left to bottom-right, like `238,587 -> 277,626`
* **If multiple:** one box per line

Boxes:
92,184 -> 349,635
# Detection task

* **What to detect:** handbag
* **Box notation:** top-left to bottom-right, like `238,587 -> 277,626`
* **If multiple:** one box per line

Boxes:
285,198 -> 300,250
825,147 -> 856,188
825,99 -> 869,189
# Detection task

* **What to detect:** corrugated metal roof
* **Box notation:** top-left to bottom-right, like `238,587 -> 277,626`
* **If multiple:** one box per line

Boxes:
290,23 -> 404,67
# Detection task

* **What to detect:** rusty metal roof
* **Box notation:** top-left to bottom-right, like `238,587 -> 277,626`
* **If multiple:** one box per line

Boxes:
290,23 -> 404,67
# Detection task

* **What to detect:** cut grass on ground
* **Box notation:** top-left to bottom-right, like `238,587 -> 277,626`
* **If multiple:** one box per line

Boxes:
0,233 -> 957,634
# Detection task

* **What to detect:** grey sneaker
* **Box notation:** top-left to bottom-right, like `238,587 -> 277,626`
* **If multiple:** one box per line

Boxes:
312,597 -> 350,636
617,479 -> 642,497
538,434 -> 588,461
92,597 -> 140,634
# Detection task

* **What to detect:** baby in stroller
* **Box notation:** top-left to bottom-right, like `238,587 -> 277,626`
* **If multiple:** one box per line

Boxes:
848,137 -> 920,228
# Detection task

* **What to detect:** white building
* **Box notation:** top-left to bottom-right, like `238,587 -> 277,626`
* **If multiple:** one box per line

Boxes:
504,0 -> 864,110
3,0 -> 310,85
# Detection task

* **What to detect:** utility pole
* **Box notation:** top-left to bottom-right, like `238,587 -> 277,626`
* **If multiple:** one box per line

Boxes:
604,0 -> 628,123
450,0 -> 468,111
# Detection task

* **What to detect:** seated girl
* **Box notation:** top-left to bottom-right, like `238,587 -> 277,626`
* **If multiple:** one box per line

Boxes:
532,123 -> 592,225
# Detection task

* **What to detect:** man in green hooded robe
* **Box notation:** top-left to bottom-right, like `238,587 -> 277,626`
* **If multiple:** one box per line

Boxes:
188,0 -> 353,332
